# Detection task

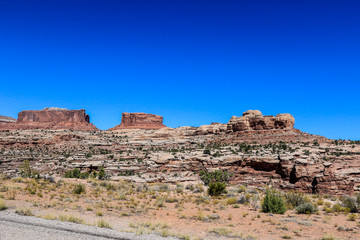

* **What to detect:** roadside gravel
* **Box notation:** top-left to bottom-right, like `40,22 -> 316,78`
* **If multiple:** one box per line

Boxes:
0,211 -> 179,240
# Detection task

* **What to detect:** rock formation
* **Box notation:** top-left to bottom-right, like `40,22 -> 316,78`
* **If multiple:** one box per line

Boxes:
2,108 -> 360,195
0,115 -> 16,123
228,110 -> 295,132
109,112 -> 166,130
194,110 -> 295,135
0,108 -> 97,130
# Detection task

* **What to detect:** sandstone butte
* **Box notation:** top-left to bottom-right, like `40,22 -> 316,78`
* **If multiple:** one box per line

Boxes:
0,107 -> 98,131
108,112 -> 167,130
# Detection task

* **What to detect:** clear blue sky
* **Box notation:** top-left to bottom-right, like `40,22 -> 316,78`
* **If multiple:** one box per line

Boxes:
0,0 -> 359,139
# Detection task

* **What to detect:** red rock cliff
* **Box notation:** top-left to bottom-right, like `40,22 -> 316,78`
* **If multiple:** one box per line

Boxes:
0,108 -> 97,130
109,112 -> 166,130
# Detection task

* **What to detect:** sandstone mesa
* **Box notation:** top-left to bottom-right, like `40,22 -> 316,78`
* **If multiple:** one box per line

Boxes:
109,112 -> 166,130
0,108 -> 97,131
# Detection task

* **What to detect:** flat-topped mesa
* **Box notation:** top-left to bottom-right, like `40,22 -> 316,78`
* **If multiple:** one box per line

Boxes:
0,108 -> 98,130
109,112 -> 166,130
228,110 -> 295,131
0,115 -> 16,123
17,108 -> 90,123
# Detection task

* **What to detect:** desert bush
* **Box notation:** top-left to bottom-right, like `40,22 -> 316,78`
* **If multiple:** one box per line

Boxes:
6,186 -> 16,200
226,197 -> 237,205
284,191 -> 309,209
97,219 -> 112,228
73,183 -> 86,194
199,170 -> 231,185
296,203 -> 318,214
20,160 -> 39,178
342,195 -> 359,213
15,208 -> 33,216
262,189 -> 286,214
59,214 -> 84,224
332,203 -> 342,212
238,185 -> 247,193
347,213 -> 358,221
0,199 -> 7,210
208,182 -> 227,196
237,193 -> 251,205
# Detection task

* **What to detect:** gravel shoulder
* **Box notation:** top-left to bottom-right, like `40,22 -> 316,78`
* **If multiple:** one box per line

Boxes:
0,210 -> 178,240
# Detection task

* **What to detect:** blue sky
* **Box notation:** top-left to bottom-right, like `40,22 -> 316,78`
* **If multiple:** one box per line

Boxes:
0,0 -> 359,139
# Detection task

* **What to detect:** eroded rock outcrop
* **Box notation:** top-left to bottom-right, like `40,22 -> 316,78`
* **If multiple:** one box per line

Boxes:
109,112 -> 166,130
0,115 -> 16,123
228,110 -> 295,131
0,108 -> 97,130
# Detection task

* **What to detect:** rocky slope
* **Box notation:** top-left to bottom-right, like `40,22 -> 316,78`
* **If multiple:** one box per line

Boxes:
109,112 -> 166,130
0,108 -> 98,131
0,115 -> 16,123
0,109 -> 359,195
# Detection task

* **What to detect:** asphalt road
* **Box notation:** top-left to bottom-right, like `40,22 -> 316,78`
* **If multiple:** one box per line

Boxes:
0,211 -> 178,240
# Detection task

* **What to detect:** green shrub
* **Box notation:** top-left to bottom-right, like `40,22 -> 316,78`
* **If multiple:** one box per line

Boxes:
208,182 -> 226,196
80,172 -> 90,179
203,149 -> 211,155
73,184 -> 86,194
65,168 -> 81,178
284,191 -> 308,209
199,170 -> 231,185
98,167 -> 106,180
296,203 -> 317,214
262,189 -> 286,214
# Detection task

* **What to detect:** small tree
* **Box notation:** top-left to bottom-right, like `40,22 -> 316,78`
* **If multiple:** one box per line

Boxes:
199,170 -> 231,185
262,189 -> 287,214
98,167 -> 106,180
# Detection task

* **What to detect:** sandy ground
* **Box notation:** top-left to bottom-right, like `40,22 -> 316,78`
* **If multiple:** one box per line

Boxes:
1,178 -> 360,240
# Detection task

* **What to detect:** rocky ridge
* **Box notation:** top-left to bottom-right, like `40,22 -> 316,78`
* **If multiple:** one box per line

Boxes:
0,115 -> 16,123
0,109 -> 359,195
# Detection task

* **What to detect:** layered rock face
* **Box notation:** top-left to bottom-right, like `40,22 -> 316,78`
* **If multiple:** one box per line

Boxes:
195,110 -> 295,135
0,115 -> 16,123
0,108 -> 97,130
2,108 -> 359,195
228,110 -> 295,131
109,112 -> 166,130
